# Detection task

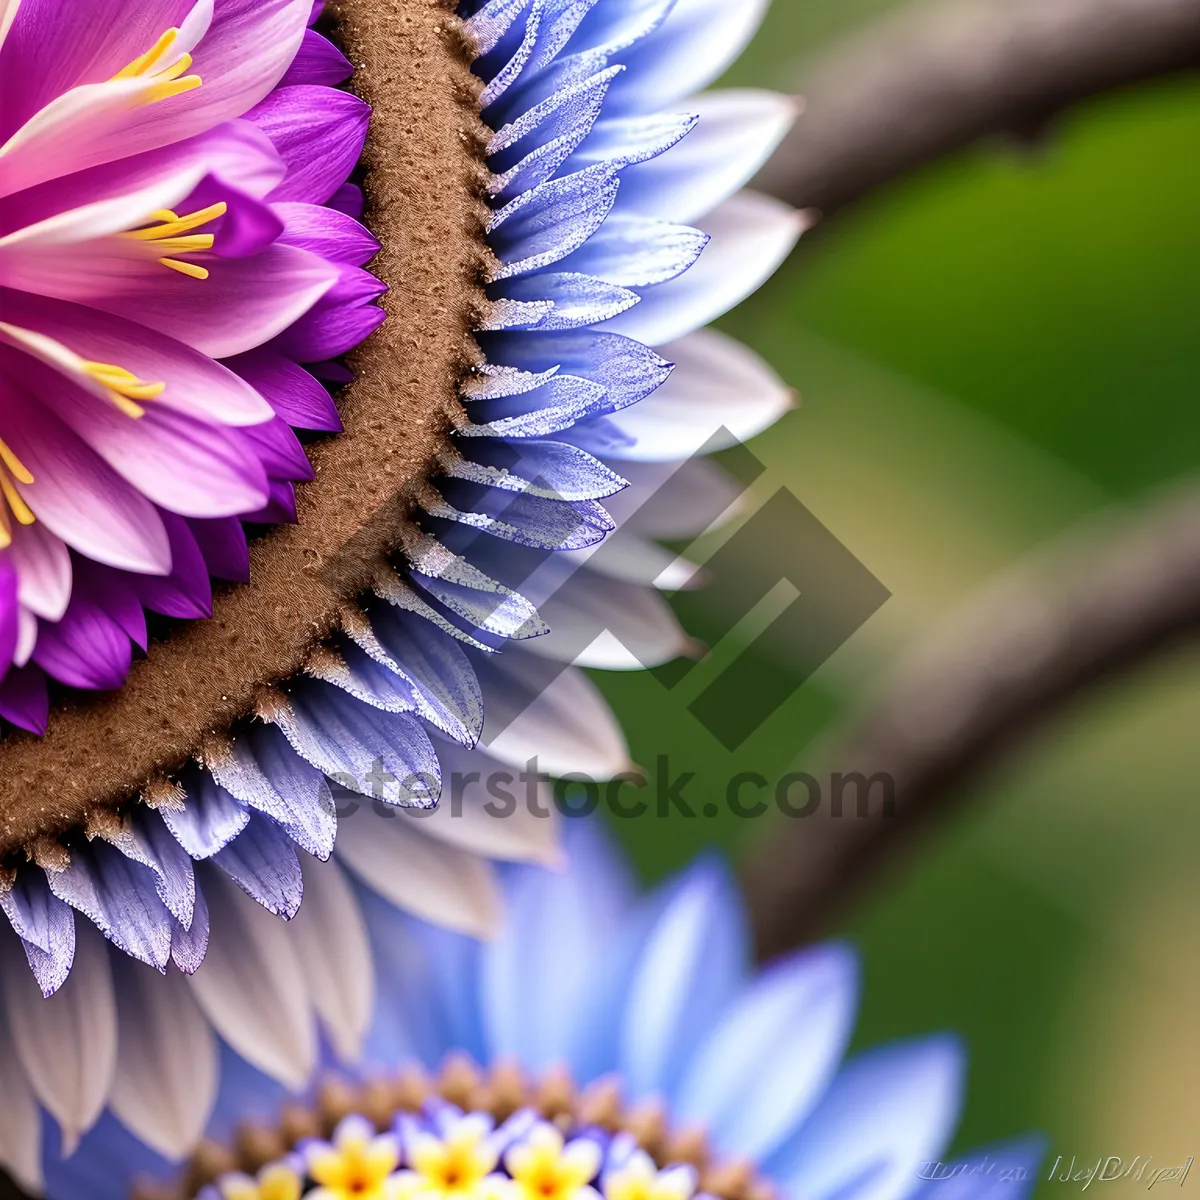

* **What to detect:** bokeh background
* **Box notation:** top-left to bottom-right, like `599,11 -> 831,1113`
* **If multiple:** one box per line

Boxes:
590,0 -> 1200,1189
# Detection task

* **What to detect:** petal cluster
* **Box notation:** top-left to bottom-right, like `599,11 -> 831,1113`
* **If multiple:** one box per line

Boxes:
0,0 -> 381,717
0,0 -> 810,1184
44,825 -> 1044,1200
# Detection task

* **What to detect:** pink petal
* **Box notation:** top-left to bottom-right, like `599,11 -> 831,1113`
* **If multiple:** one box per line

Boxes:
0,555 -> 17,680
2,291 -> 273,428
0,0 -> 196,139
0,122 -> 284,236
9,520 -> 71,621
0,0 -> 308,195
81,242 -> 339,358
0,375 -> 171,574
17,356 -> 271,519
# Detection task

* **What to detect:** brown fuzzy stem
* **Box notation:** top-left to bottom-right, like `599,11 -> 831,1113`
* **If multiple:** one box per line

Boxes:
755,0 -> 1200,217
745,485 -> 1200,962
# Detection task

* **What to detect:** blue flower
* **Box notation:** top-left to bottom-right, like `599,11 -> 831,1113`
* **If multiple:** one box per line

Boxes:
34,825 -> 1045,1200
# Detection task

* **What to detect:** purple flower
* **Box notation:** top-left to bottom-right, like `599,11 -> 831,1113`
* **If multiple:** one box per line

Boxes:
0,0 -> 381,723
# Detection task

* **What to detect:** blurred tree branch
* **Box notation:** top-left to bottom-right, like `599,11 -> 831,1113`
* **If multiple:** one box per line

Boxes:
745,485 -> 1200,962
755,0 -> 1200,216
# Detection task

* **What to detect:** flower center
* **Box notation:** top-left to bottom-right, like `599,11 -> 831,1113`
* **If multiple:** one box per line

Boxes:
112,26 -> 203,104
124,201 -> 228,279
140,1060 -> 776,1200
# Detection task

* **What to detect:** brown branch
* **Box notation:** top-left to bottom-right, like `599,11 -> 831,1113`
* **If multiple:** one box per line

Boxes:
755,0 -> 1200,217
744,484 -> 1200,962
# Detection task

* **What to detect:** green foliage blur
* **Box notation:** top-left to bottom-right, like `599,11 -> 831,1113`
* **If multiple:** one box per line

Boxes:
595,0 -> 1200,1185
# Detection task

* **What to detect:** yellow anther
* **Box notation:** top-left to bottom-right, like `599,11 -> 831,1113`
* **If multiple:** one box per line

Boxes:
0,459 -> 36,546
127,202 -> 227,242
0,437 -> 34,486
142,73 -> 202,105
150,234 -> 215,254
112,28 -> 202,104
81,361 -> 165,418
159,258 -> 210,280
113,27 -> 179,79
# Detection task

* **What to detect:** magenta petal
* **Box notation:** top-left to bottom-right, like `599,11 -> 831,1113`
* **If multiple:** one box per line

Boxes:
0,556 -> 18,681
244,479 -> 297,525
327,183 -> 365,220
131,511 -> 213,620
280,29 -> 352,87
190,179 -> 285,259
247,86 -> 370,205
73,557 -> 147,650
277,201 -> 379,266
271,266 -> 386,361
188,515 -> 250,582
0,662 -> 50,734
239,417 -> 314,483
308,360 -> 354,385
308,0 -> 323,24
225,349 -> 343,432
32,584 -> 136,691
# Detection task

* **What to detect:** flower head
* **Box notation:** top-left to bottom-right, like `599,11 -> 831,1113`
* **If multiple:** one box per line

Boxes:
214,1163 -> 305,1200
505,1125 -> 602,1200
602,1149 -> 697,1200
36,825 -> 1045,1200
0,0 -> 377,714
0,0 -> 811,1184
392,1111 -> 511,1200
305,1116 -> 403,1200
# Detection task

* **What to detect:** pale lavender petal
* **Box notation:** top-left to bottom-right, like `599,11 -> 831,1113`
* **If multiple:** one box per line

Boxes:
212,811 -> 304,919
1,870 -> 77,997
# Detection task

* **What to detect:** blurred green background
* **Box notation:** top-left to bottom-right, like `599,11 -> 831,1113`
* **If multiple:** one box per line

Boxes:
594,0 -> 1200,1188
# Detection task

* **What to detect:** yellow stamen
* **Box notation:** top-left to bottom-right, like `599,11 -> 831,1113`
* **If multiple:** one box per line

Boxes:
126,202 -> 227,242
113,27 -> 179,79
150,234 -> 215,254
142,72 -> 202,105
113,28 -> 203,104
125,202 -> 225,280
159,257 -> 209,280
0,437 -> 34,486
0,470 -> 35,534
81,361 -> 166,418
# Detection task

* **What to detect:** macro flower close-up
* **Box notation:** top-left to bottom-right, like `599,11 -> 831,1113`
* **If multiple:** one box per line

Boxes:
31,826 -> 1045,1200
0,0 -> 806,1186
2,0 -> 1182,1190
